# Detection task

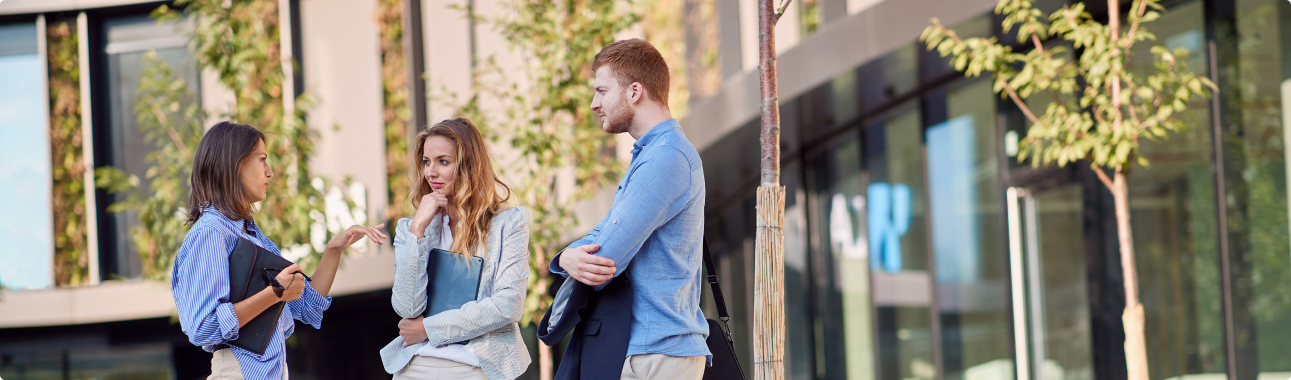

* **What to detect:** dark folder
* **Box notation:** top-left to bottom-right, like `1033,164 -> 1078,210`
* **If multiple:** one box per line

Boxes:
423,248 -> 484,317
227,237 -> 293,355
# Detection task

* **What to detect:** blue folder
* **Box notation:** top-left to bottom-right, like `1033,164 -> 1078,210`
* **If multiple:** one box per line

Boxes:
423,248 -> 483,317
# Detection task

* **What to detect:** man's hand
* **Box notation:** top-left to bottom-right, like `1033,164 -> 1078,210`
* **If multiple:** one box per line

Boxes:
558,244 -> 616,286
274,264 -> 306,302
399,317 -> 428,346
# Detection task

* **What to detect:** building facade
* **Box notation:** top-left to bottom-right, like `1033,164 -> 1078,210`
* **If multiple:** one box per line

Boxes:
692,0 -> 1291,380
2,0 -> 1290,379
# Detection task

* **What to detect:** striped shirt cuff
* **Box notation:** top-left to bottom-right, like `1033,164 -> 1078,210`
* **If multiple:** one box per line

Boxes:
293,279 -> 332,328
214,302 -> 240,341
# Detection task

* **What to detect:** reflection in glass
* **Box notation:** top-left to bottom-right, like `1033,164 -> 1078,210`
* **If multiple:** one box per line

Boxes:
931,79 -> 1012,380
1233,0 -> 1291,377
0,350 -> 63,379
68,345 -> 172,379
100,15 -> 201,279
866,105 -> 928,272
1126,1 -> 1227,377
865,104 -> 935,380
0,22 -> 54,290
806,130 -> 873,380
1028,185 -> 1094,380
862,44 -> 918,111
782,163 -> 816,380
0,345 -> 172,379
868,182 -> 911,273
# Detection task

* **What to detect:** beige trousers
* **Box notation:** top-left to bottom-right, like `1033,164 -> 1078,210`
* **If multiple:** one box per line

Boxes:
208,349 -> 245,380
393,356 -> 487,380
620,354 -> 705,380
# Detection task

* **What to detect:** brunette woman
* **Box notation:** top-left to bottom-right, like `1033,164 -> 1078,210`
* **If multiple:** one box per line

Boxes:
173,121 -> 386,379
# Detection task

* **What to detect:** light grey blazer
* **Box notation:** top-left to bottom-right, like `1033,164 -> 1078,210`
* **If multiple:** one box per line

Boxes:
380,206 -> 532,379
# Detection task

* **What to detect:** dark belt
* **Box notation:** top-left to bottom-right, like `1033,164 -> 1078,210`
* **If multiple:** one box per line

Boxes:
213,344 -> 231,350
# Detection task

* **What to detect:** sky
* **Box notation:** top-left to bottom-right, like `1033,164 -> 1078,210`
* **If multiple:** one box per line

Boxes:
0,51 -> 54,290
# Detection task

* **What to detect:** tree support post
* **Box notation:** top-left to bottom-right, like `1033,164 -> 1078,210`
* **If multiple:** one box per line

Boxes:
755,0 -> 789,379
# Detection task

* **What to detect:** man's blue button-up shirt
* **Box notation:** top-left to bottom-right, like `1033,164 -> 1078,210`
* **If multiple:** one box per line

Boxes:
551,119 -> 711,361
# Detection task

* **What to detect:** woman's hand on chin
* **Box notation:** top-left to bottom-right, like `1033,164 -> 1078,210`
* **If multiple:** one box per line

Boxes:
325,223 -> 388,250
410,192 -> 448,236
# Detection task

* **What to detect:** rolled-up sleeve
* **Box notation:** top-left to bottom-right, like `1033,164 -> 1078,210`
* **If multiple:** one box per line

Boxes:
548,217 -> 606,277
288,277 -> 332,328
172,226 -> 240,347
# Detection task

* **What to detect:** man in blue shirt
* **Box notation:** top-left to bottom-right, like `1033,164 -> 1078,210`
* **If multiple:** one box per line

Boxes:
550,38 -> 709,379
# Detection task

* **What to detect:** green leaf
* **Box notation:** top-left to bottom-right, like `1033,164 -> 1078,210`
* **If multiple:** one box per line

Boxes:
1135,86 -> 1154,101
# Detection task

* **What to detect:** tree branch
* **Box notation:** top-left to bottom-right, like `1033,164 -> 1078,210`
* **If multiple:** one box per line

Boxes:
1031,34 -> 1047,57
1125,0 -> 1149,47
1092,164 -> 1116,191
773,0 -> 794,26
1123,80 -> 1143,128
933,21 -> 961,43
167,127 -> 189,154
1003,81 -> 1047,129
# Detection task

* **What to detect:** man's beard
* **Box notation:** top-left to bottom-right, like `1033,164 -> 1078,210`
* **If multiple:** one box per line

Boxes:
603,101 -> 634,134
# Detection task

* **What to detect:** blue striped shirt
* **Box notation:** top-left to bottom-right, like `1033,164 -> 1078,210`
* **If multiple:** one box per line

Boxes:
172,207 -> 332,379
551,119 -> 711,361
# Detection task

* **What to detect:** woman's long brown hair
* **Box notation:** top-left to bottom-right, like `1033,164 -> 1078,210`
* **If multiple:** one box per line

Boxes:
187,121 -> 265,225
409,118 -> 511,256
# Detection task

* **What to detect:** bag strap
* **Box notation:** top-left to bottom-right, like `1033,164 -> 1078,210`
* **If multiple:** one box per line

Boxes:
702,238 -> 731,323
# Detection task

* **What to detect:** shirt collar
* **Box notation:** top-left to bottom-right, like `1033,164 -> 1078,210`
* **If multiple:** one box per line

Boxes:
200,205 -> 262,236
632,118 -> 680,152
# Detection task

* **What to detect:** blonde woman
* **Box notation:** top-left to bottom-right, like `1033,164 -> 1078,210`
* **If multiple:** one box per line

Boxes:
380,118 -> 532,380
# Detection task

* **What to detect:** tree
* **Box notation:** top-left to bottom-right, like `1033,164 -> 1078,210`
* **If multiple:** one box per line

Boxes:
97,0 -> 350,279
434,1 -> 637,378
921,0 -> 1215,379
755,1 -> 792,380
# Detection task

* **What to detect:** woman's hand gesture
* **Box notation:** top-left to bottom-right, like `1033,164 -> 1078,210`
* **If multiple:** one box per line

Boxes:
326,223 -> 387,250
410,192 -> 449,238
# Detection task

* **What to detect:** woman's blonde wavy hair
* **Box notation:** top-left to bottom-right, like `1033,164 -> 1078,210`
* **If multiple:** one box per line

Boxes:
409,118 -> 511,257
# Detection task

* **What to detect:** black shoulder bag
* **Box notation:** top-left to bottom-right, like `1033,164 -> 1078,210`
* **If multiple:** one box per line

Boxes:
703,238 -> 747,380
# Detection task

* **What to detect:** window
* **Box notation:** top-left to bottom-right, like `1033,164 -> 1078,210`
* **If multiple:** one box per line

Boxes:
930,78 -> 1012,379
0,343 -> 173,379
864,102 -> 935,380
1125,1 -> 1226,377
861,44 -> 918,112
805,129 -> 873,379
96,15 -> 200,280
0,21 -> 54,290
1230,0 -> 1291,376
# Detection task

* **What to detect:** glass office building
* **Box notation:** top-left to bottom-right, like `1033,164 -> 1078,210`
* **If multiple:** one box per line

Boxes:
699,0 -> 1291,379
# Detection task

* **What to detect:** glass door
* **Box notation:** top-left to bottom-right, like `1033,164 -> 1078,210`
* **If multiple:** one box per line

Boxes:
1008,185 -> 1095,380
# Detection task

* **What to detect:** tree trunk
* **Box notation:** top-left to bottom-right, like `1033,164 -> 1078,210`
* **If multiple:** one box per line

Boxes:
1111,170 -> 1149,380
1105,0 -> 1149,376
755,1 -> 785,380
539,342 -> 552,380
